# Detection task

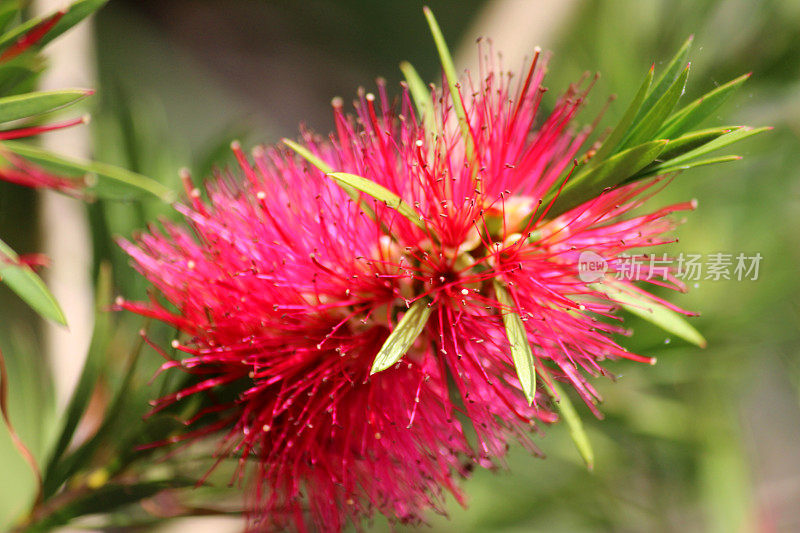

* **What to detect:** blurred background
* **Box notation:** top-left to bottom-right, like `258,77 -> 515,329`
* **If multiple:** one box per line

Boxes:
1,0 -> 798,531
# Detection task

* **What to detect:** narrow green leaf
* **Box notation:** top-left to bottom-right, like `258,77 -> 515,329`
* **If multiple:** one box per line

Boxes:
283,139 -> 426,230
595,280 -> 706,347
422,7 -> 465,126
629,126 -> 738,179
283,138 -> 399,235
281,138 -> 333,174
0,344 -> 44,509
633,126 -> 768,180
656,126 -> 739,161
638,154 -> 742,178
1,141 -> 175,201
547,377 -> 594,469
547,140 -> 668,217
282,137 -> 366,204
659,73 -> 751,138
399,60 -> 432,125
0,89 -> 90,124
42,263 -> 113,498
45,317 -> 147,494
0,236 -> 66,325
653,126 -> 769,169
370,299 -> 432,374
422,7 -> 473,157
0,2 -> 20,34
35,0 -> 110,50
328,172 -> 425,230
0,0 -> 107,62
639,35 -> 693,116
0,12 -> 42,54
494,281 -> 536,405
620,64 -> 690,150
589,64 -> 654,166
29,479 -> 192,531
0,52 -> 41,95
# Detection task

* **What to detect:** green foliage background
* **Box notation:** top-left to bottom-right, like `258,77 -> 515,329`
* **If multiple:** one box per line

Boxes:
0,0 -> 797,530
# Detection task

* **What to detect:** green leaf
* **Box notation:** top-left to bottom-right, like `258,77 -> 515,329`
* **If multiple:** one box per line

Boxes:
628,126 -> 738,179
42,263 -> 113,498
423,7 -> 473,158
633,126 -> 768,180
640,154 -> 742,177
589,64 -> 654,165
0,89 -> 90,124
654,126 -> 768,169
281,138 -> 333,174
1,140 -> 175,201
0,52 -> 42,95
282,137 -> 365,205
0,2 -> 20,34
656,126 -> 739,161
328,172 -> 425,230
0,12 -> 43,54
0,0 -> 103,63
547,140 -> 667,217
399,60 -> 436,134
34,0 -> 110,50
0,236 -> 66,325
283,138 -> 404,235
494,281 -> 536,405
29,479 -> 192,531
0,343 -> 44,510
399,61 -> 430,121
370,299 -> 432,374
659,73 -> 751,138
283,139 -> 426,229
619,64 -> 689,150
547,377 -> 594,470
638,35 -> 692,117
44,317 -> 147,495
595,280 -> 706,347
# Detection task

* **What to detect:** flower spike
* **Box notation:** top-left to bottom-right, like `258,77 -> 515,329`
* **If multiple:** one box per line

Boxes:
119,14 -> 764,531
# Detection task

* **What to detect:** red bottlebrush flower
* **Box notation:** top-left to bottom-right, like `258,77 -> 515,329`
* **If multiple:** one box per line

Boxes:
118,146 -> 557,530
118,33 -> 755,530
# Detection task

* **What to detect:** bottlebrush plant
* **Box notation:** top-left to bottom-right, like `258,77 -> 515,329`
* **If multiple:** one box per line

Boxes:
0,0 -> 171,327
0,4 -> 765,532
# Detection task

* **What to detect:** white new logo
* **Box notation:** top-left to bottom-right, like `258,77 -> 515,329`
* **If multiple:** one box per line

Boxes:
577,251 -> 607,283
